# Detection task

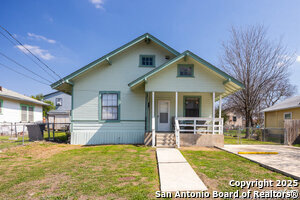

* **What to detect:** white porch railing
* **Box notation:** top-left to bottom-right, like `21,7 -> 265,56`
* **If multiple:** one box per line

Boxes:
174,117 -> 224,148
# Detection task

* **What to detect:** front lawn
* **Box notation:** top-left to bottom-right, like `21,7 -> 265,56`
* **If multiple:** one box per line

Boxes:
224,135 -> 278,145
181,148 -> 297,193
0,143 -> 158,199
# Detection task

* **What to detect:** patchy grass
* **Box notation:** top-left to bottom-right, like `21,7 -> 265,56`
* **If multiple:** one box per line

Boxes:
0,136 -> 30,150
293,144 -> 300,147
181,148 -> 297,193
0,142 -> 158,199
224,135 -> 278,145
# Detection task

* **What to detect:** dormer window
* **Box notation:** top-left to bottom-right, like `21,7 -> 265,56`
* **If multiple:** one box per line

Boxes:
139,55 -> 155,67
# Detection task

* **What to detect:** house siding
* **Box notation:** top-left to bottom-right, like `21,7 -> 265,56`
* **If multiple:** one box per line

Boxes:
145,56 -> 225,93
71,41 -> 175,145
265,107 -> 300,128
0,97 -> 43,123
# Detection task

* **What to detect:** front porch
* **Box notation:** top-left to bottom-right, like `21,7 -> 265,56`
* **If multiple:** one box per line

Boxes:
145,91 -> 224,148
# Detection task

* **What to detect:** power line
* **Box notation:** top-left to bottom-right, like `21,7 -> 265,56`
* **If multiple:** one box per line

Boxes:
0,51 -> 52,83
0,30 -> 58,81
0,25 -> 62,80
0,62 -> 49,86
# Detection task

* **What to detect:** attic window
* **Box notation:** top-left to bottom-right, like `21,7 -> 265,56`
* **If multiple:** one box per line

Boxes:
284,112 -> 292,120
56,98 -> 62,106
139,55 -> 155,67
177,64 -> 194,77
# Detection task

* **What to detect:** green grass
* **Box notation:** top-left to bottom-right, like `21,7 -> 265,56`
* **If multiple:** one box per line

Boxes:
0,143 -> 158,199
293,144 -> 300,147
0,135 -> 30,150
181,148 -> 294,193
0,131 -> 68,151
224,135 -> 278,145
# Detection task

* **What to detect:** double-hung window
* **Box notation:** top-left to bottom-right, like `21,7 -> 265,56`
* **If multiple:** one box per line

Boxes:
21,104 -> 34,122
100,92 -> 120,121
139,55 -> 155,67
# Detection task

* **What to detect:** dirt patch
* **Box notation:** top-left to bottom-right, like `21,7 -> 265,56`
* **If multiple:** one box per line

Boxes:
4,142 -> 80,160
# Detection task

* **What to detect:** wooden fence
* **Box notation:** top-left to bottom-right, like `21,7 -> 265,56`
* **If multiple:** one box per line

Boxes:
284,119 -> 300,145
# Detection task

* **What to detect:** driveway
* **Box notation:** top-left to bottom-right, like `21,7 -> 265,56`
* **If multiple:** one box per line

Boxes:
221,145 -> 300,180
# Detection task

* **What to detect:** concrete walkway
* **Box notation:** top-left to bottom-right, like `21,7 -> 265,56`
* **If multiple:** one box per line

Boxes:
156,148 -> 207,192
221,145 -> 300,180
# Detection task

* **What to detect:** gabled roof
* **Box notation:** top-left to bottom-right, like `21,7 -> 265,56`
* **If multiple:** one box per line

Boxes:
44,91 -> 61,98
51,33 -> 180,90
128,50 -> 244,90
0,87 -> 49,106
262,96 -> 300,112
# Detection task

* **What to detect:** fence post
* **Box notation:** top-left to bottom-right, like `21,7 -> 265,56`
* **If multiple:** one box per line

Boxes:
14,122 -> 17,138
47,123 -> 50,140
194,119 -> 196,134
52,123 -> 55,141
22,124 -> 25,145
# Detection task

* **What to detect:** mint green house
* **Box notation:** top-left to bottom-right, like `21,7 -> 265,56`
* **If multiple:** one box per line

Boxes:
51,33 -> 243,147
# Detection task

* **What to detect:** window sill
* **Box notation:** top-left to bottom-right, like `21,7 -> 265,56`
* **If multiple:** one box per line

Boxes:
139,65 -> 156,68
177,75 -> 195,78
99,120 -> 120,123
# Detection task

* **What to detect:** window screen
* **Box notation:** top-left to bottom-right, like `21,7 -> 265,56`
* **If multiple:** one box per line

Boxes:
101,93 -> 118,120
185,97 -> 199,117
178,64 -> 194,77
21,106 -> 28,122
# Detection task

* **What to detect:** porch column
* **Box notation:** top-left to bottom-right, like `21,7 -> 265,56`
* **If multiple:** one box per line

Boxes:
219,95 -> 222,134
212,92 -> 215,134
175,92 -> 178,118
152,92 -> 155,147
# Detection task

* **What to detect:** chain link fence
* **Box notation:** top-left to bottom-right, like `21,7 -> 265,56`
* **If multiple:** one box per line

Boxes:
224,126 -> 285,144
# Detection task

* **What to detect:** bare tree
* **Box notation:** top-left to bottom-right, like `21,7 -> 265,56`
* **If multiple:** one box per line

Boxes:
221,25 -> 296,137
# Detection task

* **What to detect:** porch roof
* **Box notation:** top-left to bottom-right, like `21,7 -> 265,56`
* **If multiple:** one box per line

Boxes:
128,50 -> 244,98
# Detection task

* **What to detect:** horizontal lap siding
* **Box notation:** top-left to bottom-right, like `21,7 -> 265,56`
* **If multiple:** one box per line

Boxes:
71,121 -> 145,145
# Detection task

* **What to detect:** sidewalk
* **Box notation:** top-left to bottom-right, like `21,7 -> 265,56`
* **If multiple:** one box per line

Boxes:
156,148 -> 207,192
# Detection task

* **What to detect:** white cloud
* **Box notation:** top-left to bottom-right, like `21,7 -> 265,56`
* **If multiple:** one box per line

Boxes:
27,33 -> 56,44
89,0 -> 105,9
16,44 -> 54,60
297,56 -> 300,62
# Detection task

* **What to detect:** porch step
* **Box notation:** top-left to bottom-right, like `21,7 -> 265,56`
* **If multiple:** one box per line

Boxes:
156,133 -> 176,147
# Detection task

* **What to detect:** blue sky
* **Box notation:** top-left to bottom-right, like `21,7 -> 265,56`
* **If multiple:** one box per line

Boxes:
1,0 -> 300,96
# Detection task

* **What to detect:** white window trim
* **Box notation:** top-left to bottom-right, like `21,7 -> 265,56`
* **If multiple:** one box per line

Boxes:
283,112 -> 292,120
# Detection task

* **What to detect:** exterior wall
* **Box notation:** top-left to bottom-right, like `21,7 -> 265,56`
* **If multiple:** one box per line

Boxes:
265,108 -> 300,128
44,91 -> 71,112
71,41 -> 176,145
180,134 -> 224,147
147,92 -> 214,132
0,97 -> 43,123
225,112 -> 244,128
145,56 -> 225,93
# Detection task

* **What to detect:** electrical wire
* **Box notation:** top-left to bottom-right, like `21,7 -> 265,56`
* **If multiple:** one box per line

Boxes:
0,62 -> 50,86
0,30 -> 58,81
0,25 -> 62,80
0,51 -> 52,83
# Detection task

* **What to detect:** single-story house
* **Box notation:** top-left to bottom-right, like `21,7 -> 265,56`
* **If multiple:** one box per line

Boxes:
44,91 -> 71,126
225,111 -> 245,128
0,86 -> 48,123
262,96 -> 300,128
51,33 -> 243,147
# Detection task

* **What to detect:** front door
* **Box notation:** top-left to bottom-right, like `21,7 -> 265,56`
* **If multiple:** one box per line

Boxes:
158,100 -> 170,131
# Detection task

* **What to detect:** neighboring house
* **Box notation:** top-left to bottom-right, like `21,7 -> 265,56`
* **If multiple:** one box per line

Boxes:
44,91 -> 71,124
262,96 -> 300,128
0,86 -> 48,123
51,33 -> 243,146
225,111 -> 244,128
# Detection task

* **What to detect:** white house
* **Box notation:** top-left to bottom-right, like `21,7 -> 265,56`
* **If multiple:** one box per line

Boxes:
51,33 -> 243,147
0,86 -> 48,123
